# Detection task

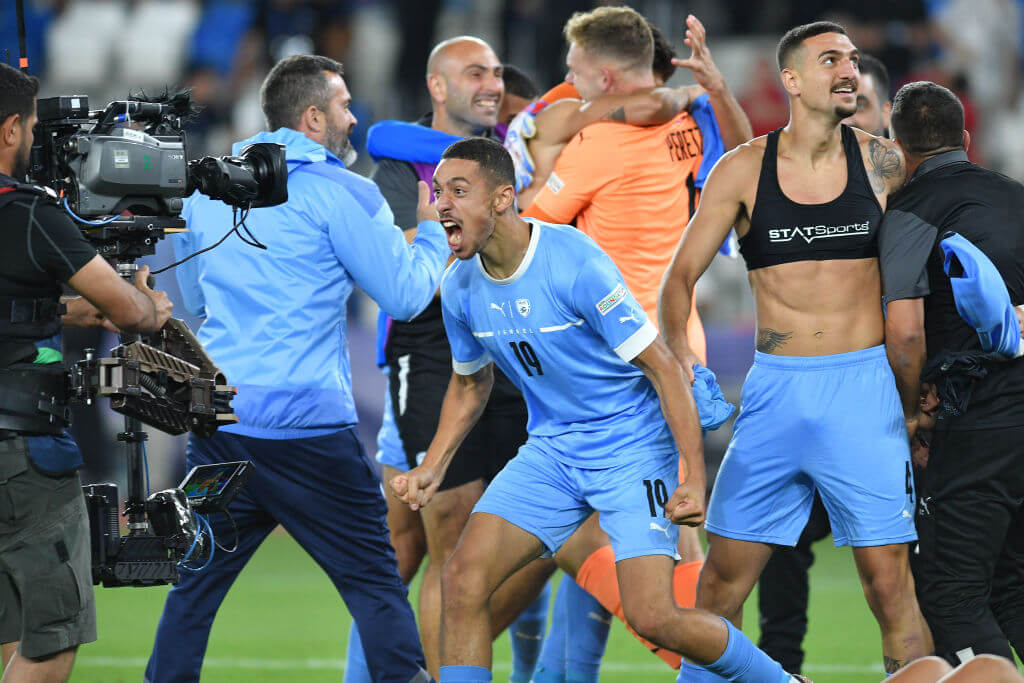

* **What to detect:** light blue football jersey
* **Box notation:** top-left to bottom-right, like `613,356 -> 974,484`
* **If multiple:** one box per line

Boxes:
440,219 -> 675,468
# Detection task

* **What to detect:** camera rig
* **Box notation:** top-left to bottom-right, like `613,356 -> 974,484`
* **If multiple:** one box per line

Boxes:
25,90 -> 288,587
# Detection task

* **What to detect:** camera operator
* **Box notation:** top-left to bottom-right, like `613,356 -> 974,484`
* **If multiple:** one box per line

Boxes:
0,63 -> 172,683
882,81 -> 1024,667
145,54 -> 449,683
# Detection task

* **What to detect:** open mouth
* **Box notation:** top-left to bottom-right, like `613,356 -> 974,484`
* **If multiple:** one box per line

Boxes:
472,95 -> 499,114
832,82 -> 856,96
441,218 -> 463,251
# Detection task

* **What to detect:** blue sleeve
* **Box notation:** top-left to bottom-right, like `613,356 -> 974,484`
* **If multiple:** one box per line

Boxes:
440,270 -> 491,374
570,251 -> 657,362
326,182 -> 450,321
366,120 -> 461,163
174,196 -> 207,319
691,94 -> 725,189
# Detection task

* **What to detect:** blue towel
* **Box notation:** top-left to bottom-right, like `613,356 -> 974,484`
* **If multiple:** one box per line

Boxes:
690,94 -> 724,189
693,364 -> 736,431
366,120 -> 459,163
940,232 -> 1023,358
688,95 -> 735,258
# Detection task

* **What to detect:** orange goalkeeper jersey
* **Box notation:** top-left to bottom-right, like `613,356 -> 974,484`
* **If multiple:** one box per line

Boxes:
523,110 -> 708,362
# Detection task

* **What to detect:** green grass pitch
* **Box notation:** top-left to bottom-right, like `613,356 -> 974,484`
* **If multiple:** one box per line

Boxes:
71,530 -> 1016,682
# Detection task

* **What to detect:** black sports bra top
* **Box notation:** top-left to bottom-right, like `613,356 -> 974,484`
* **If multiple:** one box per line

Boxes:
739,124 -> 883,271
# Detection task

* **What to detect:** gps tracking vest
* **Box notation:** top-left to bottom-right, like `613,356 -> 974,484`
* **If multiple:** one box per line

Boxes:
740,124 -> 883,271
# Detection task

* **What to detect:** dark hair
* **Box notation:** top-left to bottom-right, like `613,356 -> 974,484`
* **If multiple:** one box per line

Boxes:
502,64 -> 538,100
649,22 -> 677,83
441,137 -> 515,188
776,21 -> 848,71
0,63 -> 39,128
858,53 -> 890,103
891,81 -> 965,156
260,54 -> 345,131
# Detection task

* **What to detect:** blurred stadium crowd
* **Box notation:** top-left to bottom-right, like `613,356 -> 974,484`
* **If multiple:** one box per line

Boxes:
2,0 -> 1022,487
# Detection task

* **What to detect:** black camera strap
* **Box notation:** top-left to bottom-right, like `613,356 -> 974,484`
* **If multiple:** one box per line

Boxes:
0,183 -> 64,342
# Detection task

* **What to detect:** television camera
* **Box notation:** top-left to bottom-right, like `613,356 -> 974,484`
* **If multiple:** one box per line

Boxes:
28,92 -> 287,587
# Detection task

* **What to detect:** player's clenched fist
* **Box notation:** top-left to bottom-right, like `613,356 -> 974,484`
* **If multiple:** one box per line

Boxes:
665,480 -> 706,527
390,465 -> 442,511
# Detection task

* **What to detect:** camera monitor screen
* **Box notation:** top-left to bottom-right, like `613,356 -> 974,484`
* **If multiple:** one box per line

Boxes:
178,461 -> 251,513
182,464 -> 237,498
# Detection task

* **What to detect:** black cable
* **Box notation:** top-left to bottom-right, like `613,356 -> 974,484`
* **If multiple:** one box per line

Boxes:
214,509 -> 239,553
232,207 -> 265,249
151,205 -> 266,275
15,0 -> 28,74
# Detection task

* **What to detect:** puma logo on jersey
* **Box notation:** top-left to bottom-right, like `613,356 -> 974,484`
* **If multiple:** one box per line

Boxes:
619,312 -> 639,324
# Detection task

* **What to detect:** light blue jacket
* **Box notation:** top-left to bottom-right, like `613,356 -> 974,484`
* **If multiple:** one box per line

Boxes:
174,127 -> 449,438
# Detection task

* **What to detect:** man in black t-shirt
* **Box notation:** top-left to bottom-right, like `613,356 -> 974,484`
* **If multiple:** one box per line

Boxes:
0,63 -> 171,683
881,80 -> 1024,668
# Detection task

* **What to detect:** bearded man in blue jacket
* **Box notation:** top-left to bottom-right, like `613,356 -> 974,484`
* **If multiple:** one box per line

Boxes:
144,54 -> 448,683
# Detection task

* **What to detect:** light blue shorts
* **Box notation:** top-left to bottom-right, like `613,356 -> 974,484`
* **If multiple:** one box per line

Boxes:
474,438 -> 680,561
375,368 -> 408,472
706,345 -> 917,548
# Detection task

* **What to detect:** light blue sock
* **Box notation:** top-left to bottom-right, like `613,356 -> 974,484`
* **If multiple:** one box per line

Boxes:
344,623 -> 372,683
564,578 -> 611,683
701,618 -> 793,683
509,581 -> 552,683
532,579 -> 570,683
440,665 -> 492,682
677,659 -> 728,682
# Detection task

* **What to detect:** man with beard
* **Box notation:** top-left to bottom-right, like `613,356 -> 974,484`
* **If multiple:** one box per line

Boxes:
755,52 -> 893,676
660,22 -> 934,679
393,136 -> 805,683
365,37 -> 553,682
0,62 -> 173,683
145,54 -> 451,683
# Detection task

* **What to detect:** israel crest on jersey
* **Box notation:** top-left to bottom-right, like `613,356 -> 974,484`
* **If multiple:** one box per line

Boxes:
516,298 -> 531,317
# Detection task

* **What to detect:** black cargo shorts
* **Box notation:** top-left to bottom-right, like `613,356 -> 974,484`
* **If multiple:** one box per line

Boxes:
0,436 -> 96,659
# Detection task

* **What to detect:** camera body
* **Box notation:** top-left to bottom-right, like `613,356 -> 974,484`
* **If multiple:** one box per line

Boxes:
33,95 -> 188,217
21,92 -> 285,587
31,94 -> 287,235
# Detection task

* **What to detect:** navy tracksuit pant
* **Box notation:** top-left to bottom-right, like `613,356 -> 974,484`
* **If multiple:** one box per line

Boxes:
145,428 -> 428,683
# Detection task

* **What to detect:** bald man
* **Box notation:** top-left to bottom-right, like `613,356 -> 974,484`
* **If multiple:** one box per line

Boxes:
366,36 -> 553,682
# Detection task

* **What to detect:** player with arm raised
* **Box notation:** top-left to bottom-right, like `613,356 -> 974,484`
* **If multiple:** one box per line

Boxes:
508,15 -> 751,210
659,22 -> 933,680
392,137 -> 806,683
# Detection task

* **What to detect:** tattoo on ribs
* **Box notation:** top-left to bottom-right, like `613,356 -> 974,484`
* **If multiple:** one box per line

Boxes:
884,656 -> 908,674
604,105 -> 627,123
756,328 -> 793,352
867,139 -> 902,194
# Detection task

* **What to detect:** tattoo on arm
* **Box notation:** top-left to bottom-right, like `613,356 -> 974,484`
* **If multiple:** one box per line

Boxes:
603,105 -> 626,123
884,656 -> 908,674
867,139 -> 903,195
756,328 -> 793,353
